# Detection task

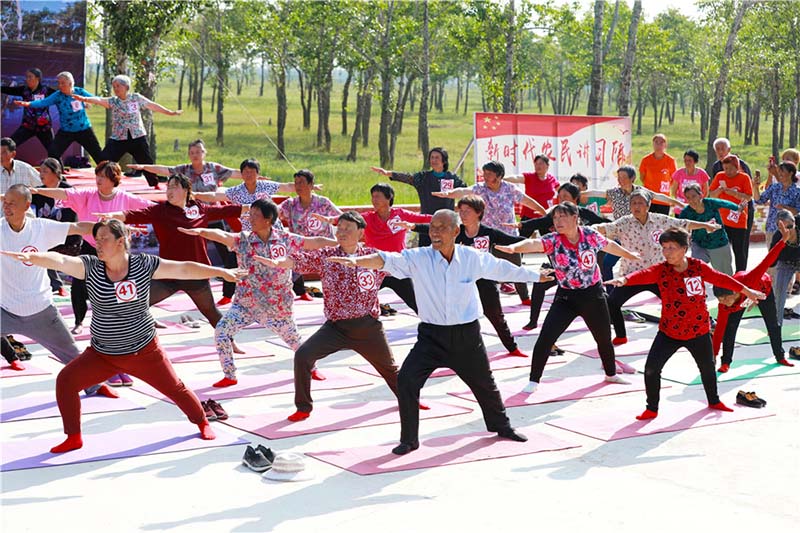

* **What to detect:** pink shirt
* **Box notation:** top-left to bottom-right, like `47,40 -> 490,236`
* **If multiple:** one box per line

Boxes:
671,167 -> 710,203
521,172 -> 558,218
63,188 -> 153,246
363,208 -> 432,252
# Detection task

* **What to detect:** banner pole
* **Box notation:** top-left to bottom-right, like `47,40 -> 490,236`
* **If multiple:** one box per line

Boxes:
453,137 -> 475,175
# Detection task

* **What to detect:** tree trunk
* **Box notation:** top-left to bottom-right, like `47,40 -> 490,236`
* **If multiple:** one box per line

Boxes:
617,0 -> 641,116
297,68 -> 311,130
725,94 -> 731,138
391,74 -> 415,163
502,0 -> 515,113
210,83 -> 216,113
347,71 -> 367,162
275,60 -> 287,158
587,0 -> 605,115
753,100 -> 761,146
316,68 -> 333,151
216,74 -> 224,146
341,69 -> 352,136
790,97 -> 798,148
464,76 -> 470,114
418,0 -> 430,156
362,93 -> 372,147
378,2 -> 395,168
259,55 -> 265,97
197,42 -> 205,127
706,0 -> 753,166
177,64 -> 185,110
744,91 -> 752,144
455,75 -> 461,113
771,63 -> 781,157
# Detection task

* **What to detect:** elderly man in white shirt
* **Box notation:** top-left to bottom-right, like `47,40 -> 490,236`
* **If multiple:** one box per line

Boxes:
1,137 -> 42,194
0,184 -> 115,398
329,209 -> 549,455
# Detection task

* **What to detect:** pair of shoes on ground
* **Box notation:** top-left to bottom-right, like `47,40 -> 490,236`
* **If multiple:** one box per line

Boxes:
6,335 -> 32,361
380,304 -> 397,316
106,373 -> 133,387
621,309 -> 646,323
789,346 -> 800,361
242,444 -> 276,472
783,308 -> 800,320
306,287 -> 323,298
736,390 -> 766,408
179,314 -> 202,329
202,398 -> 228,421
791,281 -> 800,295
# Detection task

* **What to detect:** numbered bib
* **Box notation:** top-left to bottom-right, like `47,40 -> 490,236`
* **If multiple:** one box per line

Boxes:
587,202 -> 599,214
269,243 -> 288,260
20,245 -> 38,266
357,270 -> 377,292
33,94 -> 43,101
70,100 -> 83,112
684,276 -> 705,297
660,180 -> 670,193
307,216 -> 323,231
726,209 -> 741,223
114,280 -> 138,303
387,216 -> 403,234
472,236 -> 490,252
127,101 -> 139,114
579,250 -> 596,270
183,205 -> 200,220
651,230 -> 662,244
200,173 -> 215,186
439,179 -> 454,193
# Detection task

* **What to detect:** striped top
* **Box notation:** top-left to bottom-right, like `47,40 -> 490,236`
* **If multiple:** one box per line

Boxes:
81,253 -> 161,355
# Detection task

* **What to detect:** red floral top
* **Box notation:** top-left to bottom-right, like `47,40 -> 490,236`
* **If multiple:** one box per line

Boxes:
291,244 -> 386,321
625,257 -> 746,340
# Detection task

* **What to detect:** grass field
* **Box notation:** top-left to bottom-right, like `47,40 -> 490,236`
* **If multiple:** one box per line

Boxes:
85,73 -> 786,206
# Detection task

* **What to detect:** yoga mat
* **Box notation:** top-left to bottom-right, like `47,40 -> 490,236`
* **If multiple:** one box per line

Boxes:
14,320 -> 195,344
624,292 -> 662,306
735,324 -> 800,345
306,424 -> 579,475
660,354 -> 800,386
559,337 -> 665,359
163,343 -> 274,364
546,400 -> 775,442
132,369 -> 374,403
1,393 -> 143,423
221,400 -> 473,439
350,351 -> 563,379
449,374 -> 658,407
709,305 -> 763,320
492,316 -> 591,338
0,423 -> 248,472
152,296 -> 210,312
1,363 -> 51,378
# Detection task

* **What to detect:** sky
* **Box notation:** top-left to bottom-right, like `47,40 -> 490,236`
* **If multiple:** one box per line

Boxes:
572,0 -> 704,21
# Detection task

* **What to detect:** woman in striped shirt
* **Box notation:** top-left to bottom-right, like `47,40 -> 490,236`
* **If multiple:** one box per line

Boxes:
1,219 -> 243,454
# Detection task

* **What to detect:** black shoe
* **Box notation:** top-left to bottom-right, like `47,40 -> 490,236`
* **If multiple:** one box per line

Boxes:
201,401 -> 218,421
549,344 -> 565,356
242,445 -> 272,472
380,304 -> 397,316
736,390 -> 766,408
205,398 -> 228,421
789,347 -> 800,361
391,441 -> 419,455
497,427 -> 528,442
255,444 -> 275,464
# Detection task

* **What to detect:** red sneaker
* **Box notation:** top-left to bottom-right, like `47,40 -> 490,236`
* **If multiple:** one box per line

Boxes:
310,368 -> 326,381
507,348 -> 528,358
212,377 -> 238,388
216,296 -> 232,306
519,298 -> 531,306
298,292 -> 314,302
9,360 -> 25,371
287,410 -> 310,422
777,358 -> 794,367
56,287 -> 68,297
636,409 -> 658,420
718,364 -> 730,373
612,337 -> 628,346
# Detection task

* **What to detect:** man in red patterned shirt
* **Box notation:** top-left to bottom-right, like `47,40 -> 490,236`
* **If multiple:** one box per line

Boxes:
256,211 -> 402,422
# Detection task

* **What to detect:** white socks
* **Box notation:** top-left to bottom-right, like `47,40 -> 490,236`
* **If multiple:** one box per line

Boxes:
605,374 -> 630,385
521,381 -> 539,394
615,360 -> 637,374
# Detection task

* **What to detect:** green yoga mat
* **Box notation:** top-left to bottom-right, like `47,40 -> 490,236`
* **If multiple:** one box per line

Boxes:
660,355 -> 800,386
735,324 -> 800,345
708,305 -> 763,320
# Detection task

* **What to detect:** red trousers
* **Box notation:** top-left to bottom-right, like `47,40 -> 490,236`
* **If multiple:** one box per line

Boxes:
55,337 -> 206,435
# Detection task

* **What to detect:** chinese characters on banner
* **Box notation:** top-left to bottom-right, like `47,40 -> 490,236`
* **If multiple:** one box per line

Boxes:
474,113 -> 632,189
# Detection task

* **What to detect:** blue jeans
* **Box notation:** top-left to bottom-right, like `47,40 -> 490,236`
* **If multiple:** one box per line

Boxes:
774,263 -> 797,327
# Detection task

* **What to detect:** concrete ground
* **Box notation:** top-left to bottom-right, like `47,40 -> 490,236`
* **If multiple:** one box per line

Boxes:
1,242 -> 798,533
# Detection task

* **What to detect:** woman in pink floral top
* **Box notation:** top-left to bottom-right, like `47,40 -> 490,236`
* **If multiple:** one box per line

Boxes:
178,199 -> 335,388
495,202 -> 641,395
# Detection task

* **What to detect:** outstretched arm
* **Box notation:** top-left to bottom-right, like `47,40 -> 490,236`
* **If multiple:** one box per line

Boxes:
431,187 -> 472,199
126,164 -> 172,176
602,240 -> 642,261
154,258 -> 243,283
70,93 -> 111,109
327,253 -> 386,270
143,100 -> 182,116
0,251 -> 86,279
302,236 -> 337,250
494,239 -> 544,254
29,187 -> 68,201
520,194 -> 546,215
66,221 -> 96,236
176,226 -> 237,248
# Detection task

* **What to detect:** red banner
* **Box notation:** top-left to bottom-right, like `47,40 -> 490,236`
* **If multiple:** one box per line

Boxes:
474,113 -> 632,189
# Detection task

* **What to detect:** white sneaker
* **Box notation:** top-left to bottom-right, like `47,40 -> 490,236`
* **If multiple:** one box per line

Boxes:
521,381 -> 539,394
615,360 -> 637,374
605,374 -> 630,385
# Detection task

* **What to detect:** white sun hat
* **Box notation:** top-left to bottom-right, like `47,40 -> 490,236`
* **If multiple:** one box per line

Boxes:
262,452 -> 313,482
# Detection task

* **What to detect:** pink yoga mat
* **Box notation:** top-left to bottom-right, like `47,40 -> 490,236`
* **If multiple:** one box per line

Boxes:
306,424 -> 580,475
132,369 -> 374,403
1,363 -> 50,378
1,393 -> 143,423
15,320 -> 195,344
221,400 -> 473,439
163,343 -> 274,364
496,317 -> 591,338
545,400 -> 775,442
560,337 -> 670,359
449,374 -> 659,407
0,423 -> 248,472
350,351 -> 563,379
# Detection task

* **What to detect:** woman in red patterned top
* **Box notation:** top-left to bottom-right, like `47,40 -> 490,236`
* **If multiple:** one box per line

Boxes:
606,228 -> 765,420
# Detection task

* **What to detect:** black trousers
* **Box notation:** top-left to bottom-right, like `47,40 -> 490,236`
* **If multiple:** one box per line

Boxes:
11,126 -> 53,152
102,135 -> 159,186
607,283 -> 661,339
70,241 -> 96,326
528,279 -> 557,327
643,331 -> 720,411
48,127 -> 104,164
724,226 -> 750,272
530,283 -> 617,382
207,220 -> 237,298
149,279 -> 222,327
397,320 -> 510,444
292,273 -> 306,297
720,291 -> 783,365
476,279 -> 517,352
491,247 -> 529,300
294,316 -> 398,412
380,276 -> 418,313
